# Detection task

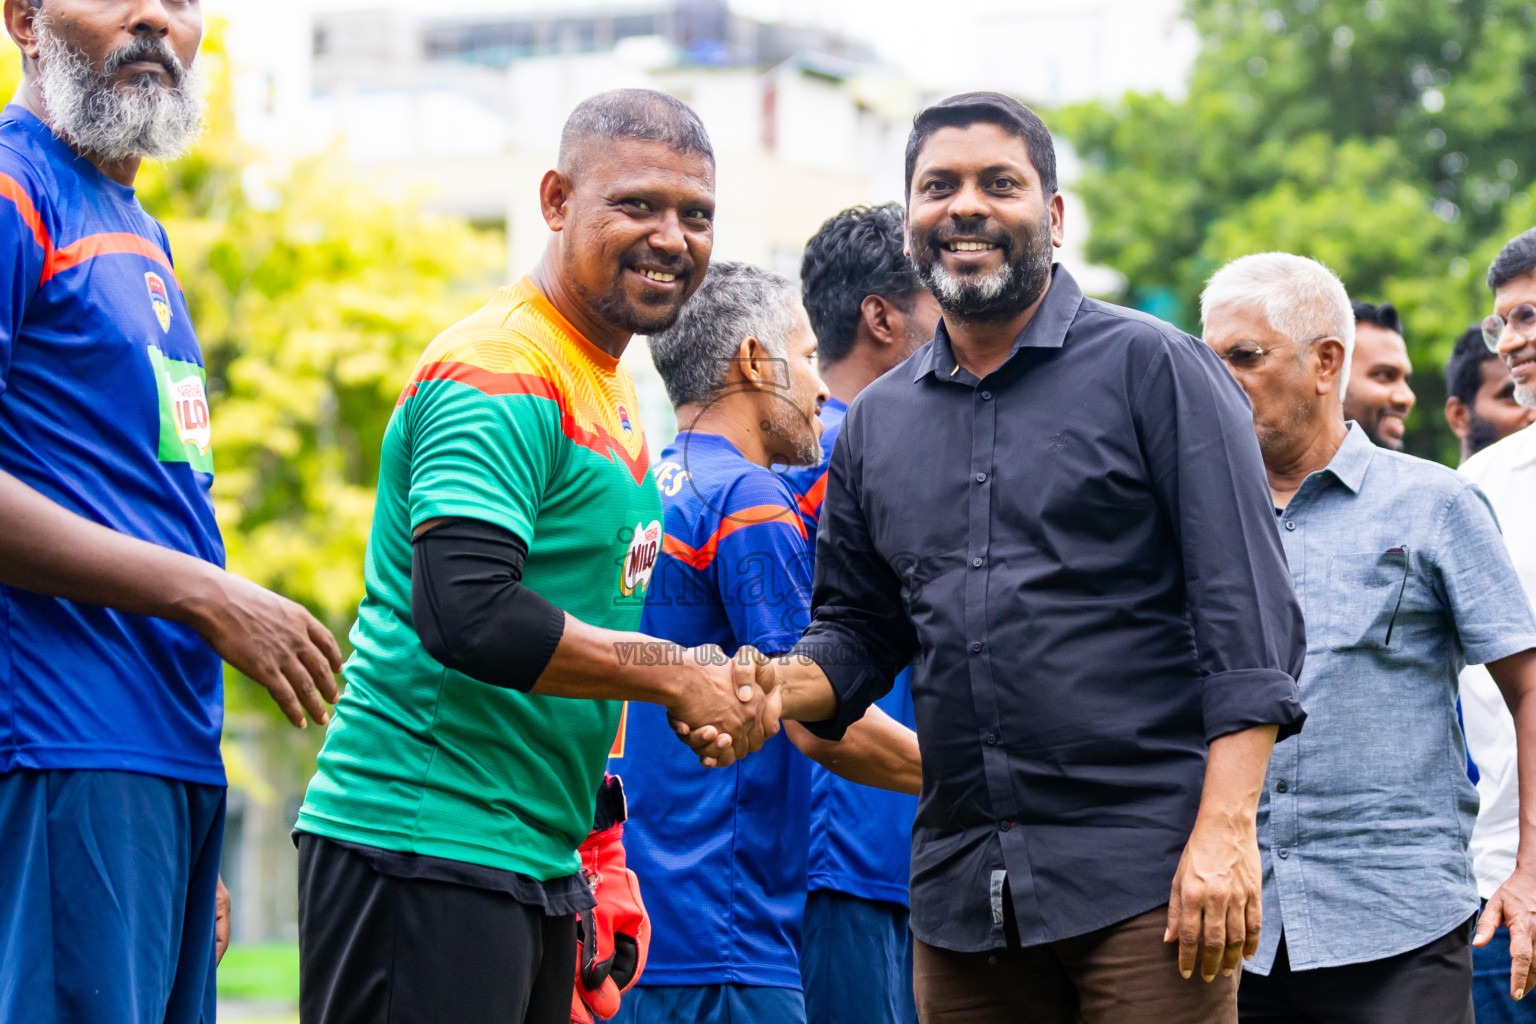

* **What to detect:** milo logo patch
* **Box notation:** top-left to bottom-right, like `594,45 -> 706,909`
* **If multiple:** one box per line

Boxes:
147,345 -> 214,473
620,520 -> 662,597
169,373 -> 211,455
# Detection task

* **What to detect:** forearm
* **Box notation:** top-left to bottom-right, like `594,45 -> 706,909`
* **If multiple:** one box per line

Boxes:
0,468 -> 223,627
786,705 -> 920,794
1490,649 -> 1536,872
1169,723 -> 1277,980
771,653 -> 839,722
529,613 -> 688,705
1195,725 -> 1278,826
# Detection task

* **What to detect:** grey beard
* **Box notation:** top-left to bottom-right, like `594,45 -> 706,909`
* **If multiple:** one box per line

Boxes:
924,260 -> 1015,310
35,20 -> 205,163
766,396 -> 822,468
912,211 -> 1055,324
1517,381 -> 1536,409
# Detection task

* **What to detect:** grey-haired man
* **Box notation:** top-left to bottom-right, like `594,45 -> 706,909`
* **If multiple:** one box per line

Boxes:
1201,251 -> 1536,1023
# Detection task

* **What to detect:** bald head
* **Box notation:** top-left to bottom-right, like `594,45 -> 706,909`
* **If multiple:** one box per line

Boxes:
557,88 -> 713,181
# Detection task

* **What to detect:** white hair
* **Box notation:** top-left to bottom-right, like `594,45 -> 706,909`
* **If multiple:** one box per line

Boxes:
1200,252 -> 1355,402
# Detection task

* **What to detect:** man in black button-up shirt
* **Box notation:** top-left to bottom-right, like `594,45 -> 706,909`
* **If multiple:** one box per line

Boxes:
740,94 -> 1307,1023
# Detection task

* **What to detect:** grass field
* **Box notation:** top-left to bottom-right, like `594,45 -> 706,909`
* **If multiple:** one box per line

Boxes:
217,941 -> 299,1008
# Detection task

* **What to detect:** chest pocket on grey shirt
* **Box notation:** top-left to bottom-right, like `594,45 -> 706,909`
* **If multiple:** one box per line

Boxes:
1327,549 -> 1414,653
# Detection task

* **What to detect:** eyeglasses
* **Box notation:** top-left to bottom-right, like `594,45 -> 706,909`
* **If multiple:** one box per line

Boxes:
1482,303 -> 1536,353
1217,334 -> 1348,371
1219,339 -> 1299,371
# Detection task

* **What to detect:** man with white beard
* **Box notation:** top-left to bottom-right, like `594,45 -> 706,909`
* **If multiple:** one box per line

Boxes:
0,3 -> 344,1022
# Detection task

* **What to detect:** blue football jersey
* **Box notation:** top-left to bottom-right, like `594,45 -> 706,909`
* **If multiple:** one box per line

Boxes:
781,397 -> 919,907
0,107 -> 225,785
613,431 -> 813,989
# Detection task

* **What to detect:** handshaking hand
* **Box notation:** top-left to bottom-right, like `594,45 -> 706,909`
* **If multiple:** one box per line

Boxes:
668,645 -> 784,768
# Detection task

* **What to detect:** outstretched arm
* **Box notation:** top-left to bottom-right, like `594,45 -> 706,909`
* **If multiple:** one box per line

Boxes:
0,469 -> 342,728
411,517 -> 773,767
786,704 -> 920,795
537,618 -> 773,767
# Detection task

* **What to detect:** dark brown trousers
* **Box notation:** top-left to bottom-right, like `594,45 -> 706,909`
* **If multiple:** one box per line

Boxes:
913,904 -> 1238,1024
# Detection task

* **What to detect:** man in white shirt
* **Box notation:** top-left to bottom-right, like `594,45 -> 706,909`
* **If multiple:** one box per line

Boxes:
1463,227 -> 1536,1023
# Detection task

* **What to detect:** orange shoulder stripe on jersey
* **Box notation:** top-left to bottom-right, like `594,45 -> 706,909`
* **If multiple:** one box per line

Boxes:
397,358 -> 653,483
43,232 -> 177,284
660,504 -> 808,571
559,414 -> 650,483
0,172 -> 52,261
0,182 -> 177,287
796,470 -> 828,523
397,359 -> 560,406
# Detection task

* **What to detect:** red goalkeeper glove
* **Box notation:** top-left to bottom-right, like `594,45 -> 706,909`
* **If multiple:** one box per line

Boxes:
571,774 -> 650,1023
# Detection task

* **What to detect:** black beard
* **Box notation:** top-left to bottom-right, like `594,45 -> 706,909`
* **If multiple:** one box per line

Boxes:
1360,413 -> 1405,451
571,247 -> 693,335
584,281 -> 685,335
1466,411 -> 1503,456
910,212 -> 1054,324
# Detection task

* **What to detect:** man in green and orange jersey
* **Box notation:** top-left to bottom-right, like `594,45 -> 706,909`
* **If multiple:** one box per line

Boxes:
294,89 -> 773,1024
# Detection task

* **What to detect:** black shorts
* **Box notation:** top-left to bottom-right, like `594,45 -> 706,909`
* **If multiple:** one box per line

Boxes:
1238,916 -> 1476,1024
297,833 -> 577,1024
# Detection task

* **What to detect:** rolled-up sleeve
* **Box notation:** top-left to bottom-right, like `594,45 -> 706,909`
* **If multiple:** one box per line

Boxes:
1132,334 -> 1307,742
791,410 -> 919,740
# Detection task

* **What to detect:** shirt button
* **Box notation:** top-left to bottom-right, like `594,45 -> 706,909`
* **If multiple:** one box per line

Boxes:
999,821 -> 1012,832
975,472 -> 988,483
972,556 -> 985,568
980,390 -> 993,401
1278,848 -> 1290,859
1277,780 -> 1289,793
970,641 -> 985,654
1285,521 -> 1296,531
985,732 -> 998,745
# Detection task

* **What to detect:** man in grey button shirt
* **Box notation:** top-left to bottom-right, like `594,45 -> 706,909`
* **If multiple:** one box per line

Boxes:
1200,252 -> 1536,1022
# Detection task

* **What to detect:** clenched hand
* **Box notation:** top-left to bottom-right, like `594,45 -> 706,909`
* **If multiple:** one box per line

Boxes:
669,645 -> 781,767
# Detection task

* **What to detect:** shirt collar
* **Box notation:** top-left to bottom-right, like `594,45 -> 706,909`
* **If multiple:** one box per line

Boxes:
911,263 -> 1086,382
1320,421 -> 1375,494
671,430 -> 746,460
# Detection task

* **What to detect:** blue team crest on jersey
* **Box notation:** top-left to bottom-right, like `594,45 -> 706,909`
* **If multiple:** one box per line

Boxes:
617,402 -> 635,444
145,272 -> 171,333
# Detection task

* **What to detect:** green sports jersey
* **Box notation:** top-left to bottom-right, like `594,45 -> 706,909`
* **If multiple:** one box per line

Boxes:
296,278 -> 663,880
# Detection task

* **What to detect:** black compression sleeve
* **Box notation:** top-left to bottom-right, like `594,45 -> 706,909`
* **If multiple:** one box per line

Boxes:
410,517 -> 566,692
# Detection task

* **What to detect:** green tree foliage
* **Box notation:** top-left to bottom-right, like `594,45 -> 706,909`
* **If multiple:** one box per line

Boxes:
164,57 -> 500,733
1,31 -> 500,744
1057,0 -> 1536,462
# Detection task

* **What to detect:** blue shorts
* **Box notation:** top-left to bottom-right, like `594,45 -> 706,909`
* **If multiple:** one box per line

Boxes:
1473,922 -> 1536,1024
0,769 -> 225,1024
613,983 -> 806,1024
801,889 -> 916,1024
